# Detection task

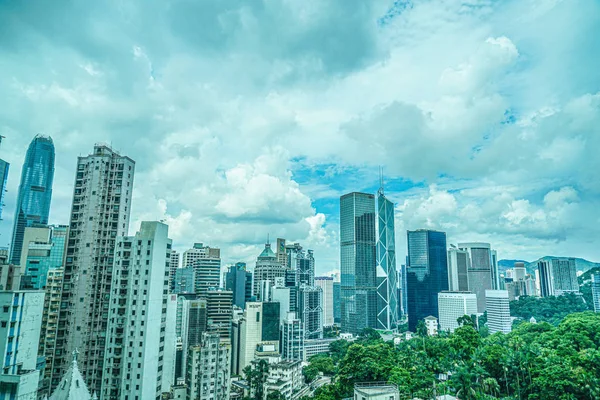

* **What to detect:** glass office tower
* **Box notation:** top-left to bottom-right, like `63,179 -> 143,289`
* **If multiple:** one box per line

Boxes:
9,135 -> 55,264
340,192 -> 377,335
376,189 -> 398,331
406,229 -> 449,332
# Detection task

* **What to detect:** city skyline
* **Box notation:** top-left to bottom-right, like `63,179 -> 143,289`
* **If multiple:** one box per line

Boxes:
1,1 -> 600,274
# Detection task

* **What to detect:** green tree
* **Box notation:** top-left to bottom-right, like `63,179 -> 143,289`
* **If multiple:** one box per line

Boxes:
244,359 -> 269,400
266,391 -> 285,400
328,339 -> 350,364
303,354 -> 335,383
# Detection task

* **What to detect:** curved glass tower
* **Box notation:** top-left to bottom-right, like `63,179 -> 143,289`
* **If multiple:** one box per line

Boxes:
9,135 -> 55,265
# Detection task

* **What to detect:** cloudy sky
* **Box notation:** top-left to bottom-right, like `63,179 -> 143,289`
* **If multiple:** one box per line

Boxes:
1,0 -> 599,274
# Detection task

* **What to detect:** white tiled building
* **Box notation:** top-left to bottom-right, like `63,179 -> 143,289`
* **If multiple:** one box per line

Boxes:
0,290 -> 45,400
186,333 -> 230,400
438,291 -> 478,333
485,290 -> 512,334
101,221 -> 176,399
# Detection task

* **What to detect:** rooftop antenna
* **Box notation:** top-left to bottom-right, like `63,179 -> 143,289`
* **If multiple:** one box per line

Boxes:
378,166 -> 385,195
267,233 -> 270,245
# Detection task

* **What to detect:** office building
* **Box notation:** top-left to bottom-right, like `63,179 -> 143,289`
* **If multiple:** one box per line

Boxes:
0,248 -> 21,291
235,302 -> 281,375
457,243 -> 494,313
538,261 -> 554,297
438,291 -> 478,333
505,262 -> 536,300
102,221 -> 175,399
172,267 -> 195,294
38,268 -> 65,398
0,156 -> 8,221
186,333 -> 231,400
183,243 -> 221,295
0,290 -> 45,399
340,192 -> 377,335
47,353 -> 94,400
315,276 -> 334,327
276,238 -> 288,267
206,288 -> 233,341
280,312 -> 304,361
486,290 -> 512,334
551,258 -> 579,294
272,282 -> 292,325
447,247 -> 470,292
406,230 -> 449,332
175,295 -> 207,380
9,135 -> 55,265
253,242 -> 287,298
293,248 -> 315,286
168,249 -> 180,291
20,225 -> 68,290
398,264 -> 408,319
332,281 -> 341,324
298,285 -> 323,339
376,188 -> 398,331
225,262 -> 253,309
592,272 -> 600,312
53,144 -> 135,394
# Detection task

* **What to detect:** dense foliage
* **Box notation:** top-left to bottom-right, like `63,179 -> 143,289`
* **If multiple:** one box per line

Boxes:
509,293 -> 588,325
303,312 -> 600,400
579,267 -> 600,310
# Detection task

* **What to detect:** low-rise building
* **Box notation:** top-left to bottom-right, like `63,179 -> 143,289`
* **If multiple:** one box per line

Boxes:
303,338 -> 337,361
264,360 -> 303,399
353,382 -> 399,400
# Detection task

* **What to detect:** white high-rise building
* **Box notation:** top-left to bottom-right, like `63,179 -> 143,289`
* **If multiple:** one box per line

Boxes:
485,290 -> 512,334
592,272 -> 600,313
315,276 -> 334,327
186,332 -> 231,400
53,144 -> 135,394
447,247 -> 470,292
437,291 -> 478,333
0,290 -> 45,400
102,221 -> 176,399
281,312 -> 304,361
235,302 -> 280,375
168,249 -> 180,291
182,243 -> 221,295
272,282 -> 292,326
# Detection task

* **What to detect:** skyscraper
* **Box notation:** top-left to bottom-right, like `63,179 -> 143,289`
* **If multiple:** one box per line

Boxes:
298,285 -> 323,339
550,258 -> 579,295
183,243 -> 221,295
53,144 -> 135,394
280,312 -> 304,361
20,224 -> 68,290
457,243 -> 494,313
102,221 -> 175,399
406,230 -> 449,332
538,260 -> 554,297
0,156 -> 8,221
485,290 -> 512,334
333,280 -> 341,324
253,242 -> 287,298
315,276 -> 334,327
340,192 -> 377,335
168,249 -> 180,290
376,188 -> 398,331
9,135 -> 55,265
206,288 -> 234,341
225,262 -> 253,309
592,272 -> 600,313
447,247 -> 470,292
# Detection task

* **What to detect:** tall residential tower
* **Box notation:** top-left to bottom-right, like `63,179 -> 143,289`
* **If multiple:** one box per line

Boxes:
52,144 -> 135,394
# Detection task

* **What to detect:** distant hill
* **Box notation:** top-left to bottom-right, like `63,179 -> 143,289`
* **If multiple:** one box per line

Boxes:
498,257 -> 600,275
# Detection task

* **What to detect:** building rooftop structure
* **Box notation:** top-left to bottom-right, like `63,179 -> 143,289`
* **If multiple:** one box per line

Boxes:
354,382 -> 399,399
47,352 -> 95,400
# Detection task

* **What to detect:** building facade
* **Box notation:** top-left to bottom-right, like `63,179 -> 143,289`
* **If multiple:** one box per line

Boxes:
340,192 -> 377,335
406,230 -> 449,332
551,258 -> 579,295
9,135 -> 55,265
0,290 -> 45,400
298,285 -> 323,339
225,262 -> 253,310
101,221 -> 175,400
332,281 -> 341,324
447,247 -> 470,292
315,277 -> 334,327
592,272 -> 600,313
206,288 -> 233,341
376,189 -> 398,331
437,291 -> 478,333
168,249 -> 180,291
183,243 -> 221,295
281,312 -> 304,361
172,267 -> 195,294
253,243 -> 287,299
53,144 -> 135,394
485,290 -> 512,334
21,225 -> 68,290
186,333 -> 231,400
0,156 -> 8,221
457,243 -> 494,313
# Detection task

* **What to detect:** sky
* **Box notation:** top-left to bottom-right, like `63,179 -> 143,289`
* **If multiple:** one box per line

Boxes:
1,0 -> 599,275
